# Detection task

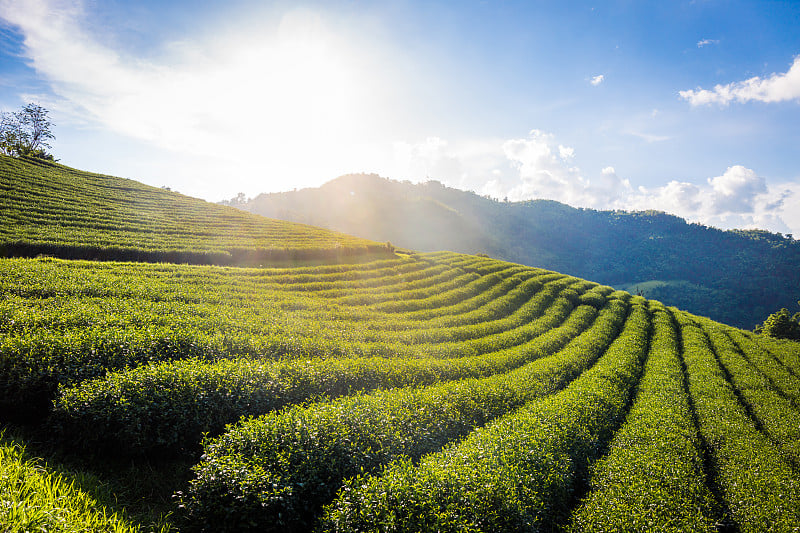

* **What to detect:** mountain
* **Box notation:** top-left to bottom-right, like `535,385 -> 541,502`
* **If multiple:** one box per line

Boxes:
240,173 -> 800,328
0,156 -> 389,265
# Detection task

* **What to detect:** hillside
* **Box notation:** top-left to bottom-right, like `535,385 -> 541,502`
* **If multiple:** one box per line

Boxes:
0,155 -> 389,265
2,253 -> 800,531
1,160 -> 799,531
241,173 -> 800,328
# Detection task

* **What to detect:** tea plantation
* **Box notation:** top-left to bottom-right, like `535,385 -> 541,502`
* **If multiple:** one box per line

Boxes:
0,155 -> 388,264
1,156 -> 799,532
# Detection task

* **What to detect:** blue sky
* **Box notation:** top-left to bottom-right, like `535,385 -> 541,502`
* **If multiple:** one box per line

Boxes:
2,0 -> 799,235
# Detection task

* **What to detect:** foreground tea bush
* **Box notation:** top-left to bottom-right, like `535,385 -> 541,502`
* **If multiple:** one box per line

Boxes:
0,324 -> 230,419
697,317 -> 800,466
320,301 -> 649,532
567,305 -> 718,532
179,299 -> 628,532
675,311 -> 800,532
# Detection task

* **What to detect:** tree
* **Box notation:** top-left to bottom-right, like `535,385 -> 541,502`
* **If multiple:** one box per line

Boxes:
219,192 -> 249,207
0,112 -> 22,155
755,302 -> 800,340
0,103 -> 56,160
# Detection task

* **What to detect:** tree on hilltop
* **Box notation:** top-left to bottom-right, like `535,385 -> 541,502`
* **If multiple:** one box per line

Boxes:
756,302 -> 800,340
0,103 -> 56,160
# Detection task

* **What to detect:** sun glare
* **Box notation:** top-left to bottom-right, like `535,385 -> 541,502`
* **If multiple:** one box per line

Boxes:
119,10 -> 371,161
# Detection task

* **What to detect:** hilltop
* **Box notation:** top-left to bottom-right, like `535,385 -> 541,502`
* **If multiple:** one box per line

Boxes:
240,173 -> 800,328
0,156 -> 389,265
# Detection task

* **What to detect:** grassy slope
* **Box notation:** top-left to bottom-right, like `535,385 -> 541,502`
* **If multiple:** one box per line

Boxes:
2,254 -> 799,532
1,159 -> 798,532
0,155 -> 388,264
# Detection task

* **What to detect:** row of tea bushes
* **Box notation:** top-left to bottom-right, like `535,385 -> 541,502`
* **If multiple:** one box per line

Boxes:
567,304 -> 718,532
319,301 -> 649,532
179,299 -> 629,531
49,287 -> 581,456
675,312 -> 800,531
697,318 -> 800,467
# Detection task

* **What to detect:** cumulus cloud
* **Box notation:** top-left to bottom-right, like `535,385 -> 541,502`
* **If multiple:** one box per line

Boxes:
373,127 -> 800,236
475,130 -> 630,208
625,165 -> 797,235
707,165 -> 767,213
502,130 -> 590,204
558,145 -> 574,159
631,180 -> 703,215
387,130 -> 798,236
386,130 -> 627,208
697,39 -> 719,48
680,56 -> 800,106
590,74 -> 604,86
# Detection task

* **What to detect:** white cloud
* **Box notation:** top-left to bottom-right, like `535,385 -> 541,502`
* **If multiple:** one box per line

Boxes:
626,165 -> 797,235
697,39 -> 719,48
680,56 -> 800,106
490,130 -> 631,207
626,130 -> 670,143
383,130 -> 614,207
501,130 -> 591,204
385,129 -> 799,236
590,74 -> 604,86
385,130 -> 798,235
707,165 -> 766,213
630,180 -> 703,215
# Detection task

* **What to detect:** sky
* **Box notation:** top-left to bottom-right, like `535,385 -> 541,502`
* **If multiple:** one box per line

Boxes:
1,0 -> 799,236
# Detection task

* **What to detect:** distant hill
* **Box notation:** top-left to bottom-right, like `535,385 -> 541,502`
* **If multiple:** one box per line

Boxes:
0,156 -> 389,265
241,173 -> 800,328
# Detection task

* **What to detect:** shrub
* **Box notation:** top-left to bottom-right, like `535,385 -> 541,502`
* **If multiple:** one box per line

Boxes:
319,302 -> 649,532
178,300 -> 628,532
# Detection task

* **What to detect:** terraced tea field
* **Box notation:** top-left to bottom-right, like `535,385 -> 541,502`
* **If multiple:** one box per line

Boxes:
0,155 -> 388,264
2,252 -> 799,532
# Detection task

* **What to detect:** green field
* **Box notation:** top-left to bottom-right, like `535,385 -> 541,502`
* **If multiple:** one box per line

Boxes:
0,155 -> 389,264
2,253 -> 800,532
2,157 -> 800,532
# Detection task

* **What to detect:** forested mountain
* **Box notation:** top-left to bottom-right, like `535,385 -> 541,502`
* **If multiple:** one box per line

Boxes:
240,173 -> 800,328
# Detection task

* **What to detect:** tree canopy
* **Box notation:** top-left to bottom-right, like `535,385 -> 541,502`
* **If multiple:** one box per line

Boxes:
0,103 -> 56,160
756,302 -> 800,340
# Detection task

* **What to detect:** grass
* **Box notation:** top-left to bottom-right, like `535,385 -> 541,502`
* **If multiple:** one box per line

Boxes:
0,155 -> 389,265
0,431 -> 149,533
